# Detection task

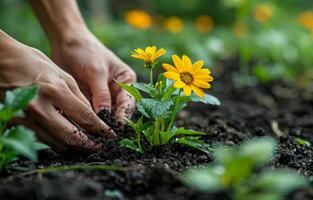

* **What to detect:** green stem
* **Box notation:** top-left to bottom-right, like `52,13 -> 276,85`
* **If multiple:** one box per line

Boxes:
167,90 -> 181,132
150,69 -> 153,85
136,130 -> 142,152
153,118 -> 160,145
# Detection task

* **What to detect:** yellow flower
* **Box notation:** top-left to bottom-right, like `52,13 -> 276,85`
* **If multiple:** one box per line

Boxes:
164,16 -> 184,33
195,15 -> 214,33
131,46 -> 166,66
233,21 -> 248,38
125,9 -> 152,29
163,55 -> 213,98
298,11 -> 313,31
253,4 -> 273,23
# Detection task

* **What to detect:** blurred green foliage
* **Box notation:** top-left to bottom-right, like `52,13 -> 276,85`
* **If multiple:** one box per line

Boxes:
1,0 -> 313,85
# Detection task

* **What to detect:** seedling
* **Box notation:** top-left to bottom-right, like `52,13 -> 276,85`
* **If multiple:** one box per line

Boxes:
181,137 -> 308,200
0,86 -> 49,170
118,46 -> 220,153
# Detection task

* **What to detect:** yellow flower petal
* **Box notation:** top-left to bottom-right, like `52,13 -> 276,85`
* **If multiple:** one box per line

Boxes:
191,84 -> 205,98
152,49 -> 166,60
193,60 -> 204,71
183,85 -> 192,96
164,71 -> 180,80
151,46 -> 157,54
195,68 -> 211,75
131,54 -> 146,60
193,80 -> 211,89
194,74 -> 214,82
182,55 -> 192,68
134,48 -> 145,55
173,80 -> 186,88
172,55 -> 184,72
162,63 -> 178,73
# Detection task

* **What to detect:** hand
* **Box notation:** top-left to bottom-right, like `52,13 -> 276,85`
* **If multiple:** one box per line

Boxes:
0,33 -> 116,152
51,30 -> 136,121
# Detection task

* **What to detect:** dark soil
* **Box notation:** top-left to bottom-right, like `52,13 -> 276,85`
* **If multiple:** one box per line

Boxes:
0,61 -> 313,200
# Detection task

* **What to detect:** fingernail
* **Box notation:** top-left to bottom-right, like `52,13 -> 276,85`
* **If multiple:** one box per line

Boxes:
98,106 -> 111,113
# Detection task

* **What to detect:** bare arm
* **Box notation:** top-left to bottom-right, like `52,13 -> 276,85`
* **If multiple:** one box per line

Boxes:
29,0 -> 136,120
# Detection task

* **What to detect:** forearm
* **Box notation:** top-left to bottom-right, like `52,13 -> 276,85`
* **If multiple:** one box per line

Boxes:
0,30 -> 20,59
28,0 -> 89,47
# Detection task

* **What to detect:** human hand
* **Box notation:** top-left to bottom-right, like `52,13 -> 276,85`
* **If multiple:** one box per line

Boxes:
51,30 -> 136,121
0,32 -> 116,152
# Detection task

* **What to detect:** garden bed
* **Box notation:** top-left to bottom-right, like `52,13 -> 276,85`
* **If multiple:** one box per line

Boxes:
0,64 -> 313,200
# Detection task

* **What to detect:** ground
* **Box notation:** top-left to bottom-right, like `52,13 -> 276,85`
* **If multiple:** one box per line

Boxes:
0,61 -> 313,200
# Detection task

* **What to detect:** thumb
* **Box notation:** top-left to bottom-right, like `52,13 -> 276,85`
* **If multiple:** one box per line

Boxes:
90,76 -> 112,113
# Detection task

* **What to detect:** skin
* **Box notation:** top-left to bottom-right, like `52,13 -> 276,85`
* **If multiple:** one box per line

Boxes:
0,0 -> 136,152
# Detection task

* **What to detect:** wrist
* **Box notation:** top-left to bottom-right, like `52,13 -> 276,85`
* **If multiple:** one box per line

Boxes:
0,30 -> 20,53
51,24 -> 92,49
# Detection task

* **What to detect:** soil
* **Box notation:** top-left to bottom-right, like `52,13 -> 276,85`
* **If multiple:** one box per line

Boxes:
0,61 -> 313,200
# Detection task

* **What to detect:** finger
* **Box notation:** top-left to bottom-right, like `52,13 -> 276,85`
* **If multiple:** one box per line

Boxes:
37,105 -> 100,152
110,68 -> 136,121
50,83 -> 116,139
10,117 -> 66,153
88,72 -> 112,113
115,90 -> 136,121
63,74 -> 91,108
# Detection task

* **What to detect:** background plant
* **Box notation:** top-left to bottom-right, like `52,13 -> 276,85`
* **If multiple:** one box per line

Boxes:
118,46 -> 220,153
0,86 -> 49,170
181,137 -> 308,200
1,1 -> 313,87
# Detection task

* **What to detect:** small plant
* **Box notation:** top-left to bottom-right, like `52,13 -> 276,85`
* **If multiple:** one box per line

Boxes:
0,86 -> 49,170
180,137 -> 308,200
118,46 -> 220,153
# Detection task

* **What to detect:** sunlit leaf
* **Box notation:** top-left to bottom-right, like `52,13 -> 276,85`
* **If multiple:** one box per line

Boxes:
136,99 -> 173,118
180,166 -> 223,192
120,138 -> 142,153
116,81 -> 142,100
2,126 -> 39,161
240,137 -> 277,165
176,137 -> 213,154
133,82 -> 154,94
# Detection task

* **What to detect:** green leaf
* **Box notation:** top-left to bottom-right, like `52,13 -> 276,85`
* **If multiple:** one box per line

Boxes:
160,131 -> 174,144
133,82 -> 154,94
2,125 -> 39,161
176,137 -> 213,154
174,127 -> 207,136
143,125 -> 154,145
240,137 -> 277,165
251,169 -> 308,193
136,99 -> 173,118
295,137 -> 311,147
162,86 -> 176,101
180,166 -> 223,192
34,142 -> 50,151
4,86 -> 39,111
116,81 -> 142,100
119,138 -> 142,153
180,93 -> 221,106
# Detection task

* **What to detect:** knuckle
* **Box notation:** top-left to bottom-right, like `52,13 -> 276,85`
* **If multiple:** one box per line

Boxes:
88,64 -> 106,76
55,78 -> 70,93
42,83 -> 59,97
62,129 -> 84,146
79,109 -> 95,128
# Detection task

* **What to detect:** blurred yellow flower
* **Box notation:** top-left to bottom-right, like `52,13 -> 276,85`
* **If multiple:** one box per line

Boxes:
164,16 -> 184,33
195,15 -> 214,33
253,4 -> 273,23
298,11 -> 313,31
233,21 -> 248,37
131,46 -> 166,66
125,9 -> 152,29
163,55 -> 213,97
